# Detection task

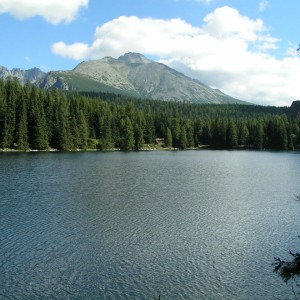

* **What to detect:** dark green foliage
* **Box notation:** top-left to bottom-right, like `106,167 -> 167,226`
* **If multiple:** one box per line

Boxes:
252,120 -> 264,150
0,80 -> 299,151
2,79 -> 17,148
16,99 -> 29,150
274,251 -> 300,282
0,80 -> 6,142
273,195 -> 300,300
27,86 -> 49,150
239,123 -> 250,146
53,95 -> 71,151
144,115 -> 155,144
165,127 -> 172,148
265,116 -> 288,150
226,119 -> 238,148
211,119 -> 227,148
134,124 -> 144,150
179,126 -> 188,150
118,116 -> 134,151
274,196 -> 300,293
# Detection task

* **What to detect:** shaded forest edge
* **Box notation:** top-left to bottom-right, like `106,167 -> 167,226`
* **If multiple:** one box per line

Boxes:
0,78 -> 300,152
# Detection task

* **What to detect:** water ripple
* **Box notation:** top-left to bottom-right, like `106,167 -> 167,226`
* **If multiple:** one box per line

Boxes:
0,151 -> 300,299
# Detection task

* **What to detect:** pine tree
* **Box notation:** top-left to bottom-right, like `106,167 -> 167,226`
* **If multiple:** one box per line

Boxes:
29,87 -> 49,150
211,119 -> 226,148
186,122 -> 195,148
101,104 -> 113,148
2,79 -> 18,148
119,117 -> 134,151
239,124 -> 250,146
226,119 -> 238,148
52,95 -> 71,151
253,120 -> 264,150
171,114 -> 181,148
165,127 -> 173,148
16,99 -> 29,150
144,115 -> 155,144
201,119 -> 212,145
134,124 -> 144,150
179,126 -> 187,150
78,111 -> 89,149
0,79 -> 6,144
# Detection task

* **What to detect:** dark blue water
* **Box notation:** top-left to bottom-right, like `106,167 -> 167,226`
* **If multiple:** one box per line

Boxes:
1,151 -> 300,299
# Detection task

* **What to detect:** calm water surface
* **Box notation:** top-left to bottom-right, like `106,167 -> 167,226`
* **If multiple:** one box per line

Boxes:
0,150 -> 300,299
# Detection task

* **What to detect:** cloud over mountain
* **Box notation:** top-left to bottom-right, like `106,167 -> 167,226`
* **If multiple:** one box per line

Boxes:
0,0 -> 88,24
52,6 -> 300,106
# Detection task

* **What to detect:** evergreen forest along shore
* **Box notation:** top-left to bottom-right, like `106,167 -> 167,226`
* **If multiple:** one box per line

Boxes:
0,78 -> 299,152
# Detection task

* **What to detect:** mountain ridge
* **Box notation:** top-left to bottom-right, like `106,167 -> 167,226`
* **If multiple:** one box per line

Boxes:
0,66 -> 45,84
1,53 -> 250,104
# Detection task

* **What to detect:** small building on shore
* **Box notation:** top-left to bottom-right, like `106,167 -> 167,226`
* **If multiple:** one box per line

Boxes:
155,138 -> 165,146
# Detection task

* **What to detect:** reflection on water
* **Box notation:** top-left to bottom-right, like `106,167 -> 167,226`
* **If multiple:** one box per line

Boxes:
0,151 -> 300,299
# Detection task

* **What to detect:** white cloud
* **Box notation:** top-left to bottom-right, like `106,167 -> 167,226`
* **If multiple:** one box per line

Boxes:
258,0 -> 270,12
52,6 -> 300,106
0,0 -> 88,24
203,6 -> 266,41
52,16 -> 204,60
52,42 -> 90,60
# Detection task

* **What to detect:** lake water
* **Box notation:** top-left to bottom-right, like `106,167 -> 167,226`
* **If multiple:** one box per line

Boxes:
1,150 -> 300,299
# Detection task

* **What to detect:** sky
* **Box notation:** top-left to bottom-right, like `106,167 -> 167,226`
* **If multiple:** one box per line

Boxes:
0,0 -> 299,106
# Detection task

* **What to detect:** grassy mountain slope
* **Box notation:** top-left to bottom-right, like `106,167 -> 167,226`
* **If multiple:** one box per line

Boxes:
39,53 -> 250,105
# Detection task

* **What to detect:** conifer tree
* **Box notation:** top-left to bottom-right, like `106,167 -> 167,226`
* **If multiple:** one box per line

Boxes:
144,115 -> 155,144
226,119 -> 238,148
201,119 -> 212,145
16,99 -> 29,150
179,126 -> 187,149
253,120 -> 264,150
165,127 -> 173,148
239,123 -> 250,146
171,114 -> 181,148
119,116 -> 134,150
28,86 -> 49,150
0,80 -> 6,138
2,79 -> 17,148
52,94 -> 71,151
186,122 -> 195,148
134,124 -> 144,150
78,111 -> 89,149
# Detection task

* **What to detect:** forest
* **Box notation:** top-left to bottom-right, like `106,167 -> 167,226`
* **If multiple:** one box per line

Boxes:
0,78 -> 299,151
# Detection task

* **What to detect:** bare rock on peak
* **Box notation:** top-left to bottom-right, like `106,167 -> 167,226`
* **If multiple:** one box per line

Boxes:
0,66 -> 45,84
37,52 -> 250,104
118,52 -> 151,64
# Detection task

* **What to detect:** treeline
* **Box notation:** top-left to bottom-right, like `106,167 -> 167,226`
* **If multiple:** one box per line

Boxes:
0,78 -> 299,151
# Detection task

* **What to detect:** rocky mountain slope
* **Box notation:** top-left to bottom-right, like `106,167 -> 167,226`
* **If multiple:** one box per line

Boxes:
39,53 -> 249,104
0,66 -> 45,84
0,53 -> 249,104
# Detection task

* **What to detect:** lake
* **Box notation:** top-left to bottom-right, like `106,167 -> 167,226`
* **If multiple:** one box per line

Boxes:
0,150 -> 300,299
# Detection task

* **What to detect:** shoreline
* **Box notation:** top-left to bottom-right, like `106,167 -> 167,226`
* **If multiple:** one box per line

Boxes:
1,145 -> 299,153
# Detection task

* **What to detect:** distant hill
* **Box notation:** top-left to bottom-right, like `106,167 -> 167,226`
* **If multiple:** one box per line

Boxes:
0,66 -> 45,84
38,52 -> 250,105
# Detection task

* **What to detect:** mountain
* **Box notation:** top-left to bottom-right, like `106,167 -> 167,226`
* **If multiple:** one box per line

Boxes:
289,100 -> 300,119
0,66 -> 45,84
38,53 -> 249,104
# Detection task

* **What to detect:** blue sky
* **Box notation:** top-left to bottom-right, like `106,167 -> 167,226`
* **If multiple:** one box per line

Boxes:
0,0 -> 299,106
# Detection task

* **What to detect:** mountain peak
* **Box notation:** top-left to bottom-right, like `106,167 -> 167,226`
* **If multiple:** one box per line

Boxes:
118,52 -> 151,64
21,52 -> 249,104
0,66 -> 45,84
